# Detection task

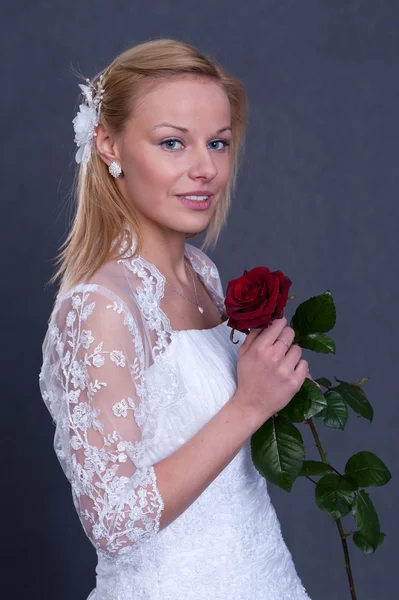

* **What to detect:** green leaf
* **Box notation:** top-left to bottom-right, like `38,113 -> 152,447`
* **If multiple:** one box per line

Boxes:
279,378 -> 327,422
353,531 -> 385,555
333,377 -> 374,422
314,390 -> 348,430
299,460 -> 334,477
352,490 -> 381,551
345,451 -> 392,487
250,417 -> 305,492
303,378 -> 328,419
291,291 -> 336,335
297,332 -> 336,354
351,377 -> 370,388
315,474 -> 358,520
278,383 -> 312,423
314,377 -> 332,388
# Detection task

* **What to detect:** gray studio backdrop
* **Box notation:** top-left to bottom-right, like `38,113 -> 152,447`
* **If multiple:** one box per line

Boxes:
2,1 -> 398,599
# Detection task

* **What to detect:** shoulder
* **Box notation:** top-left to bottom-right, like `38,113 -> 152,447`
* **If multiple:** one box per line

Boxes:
51,282 -> 144,339
185,243 -> 224,299
54,256 -> 139,319
184,243 -> 220,278
55,282 -> 127,313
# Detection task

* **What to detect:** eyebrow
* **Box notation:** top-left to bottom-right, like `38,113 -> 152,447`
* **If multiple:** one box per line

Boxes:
152,122 -> 232,134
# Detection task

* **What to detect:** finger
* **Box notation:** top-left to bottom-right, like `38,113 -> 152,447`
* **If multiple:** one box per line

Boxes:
283,343 -> 303,369
273,327 -> 295,354
242,327 -> 263,343
306,373 -> 321,389
242,317 -> 280,345
239,326 -> 263,354
294,359 -> 309,377
258,316 -> 288,346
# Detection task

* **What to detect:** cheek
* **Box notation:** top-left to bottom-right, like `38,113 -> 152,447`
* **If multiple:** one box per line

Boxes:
127,150 -> 181,189
149,159 -> 181,187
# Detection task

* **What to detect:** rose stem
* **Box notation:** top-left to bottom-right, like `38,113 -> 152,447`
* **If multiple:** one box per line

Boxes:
306,417 -> 357,600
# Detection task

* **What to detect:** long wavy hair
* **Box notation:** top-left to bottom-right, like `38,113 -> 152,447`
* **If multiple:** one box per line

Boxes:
49,38 -> 249,292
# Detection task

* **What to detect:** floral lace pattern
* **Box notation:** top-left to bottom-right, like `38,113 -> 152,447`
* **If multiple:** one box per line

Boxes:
40,283 -> 164,559
39,232 -> 311,599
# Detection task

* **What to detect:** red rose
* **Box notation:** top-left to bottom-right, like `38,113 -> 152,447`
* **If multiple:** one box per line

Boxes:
224,267 -> 292,332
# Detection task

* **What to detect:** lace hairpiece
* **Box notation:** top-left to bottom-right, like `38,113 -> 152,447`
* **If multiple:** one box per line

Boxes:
72,74 -> 105,174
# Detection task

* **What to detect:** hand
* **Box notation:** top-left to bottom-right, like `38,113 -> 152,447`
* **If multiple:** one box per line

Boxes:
232,316 -> 309,430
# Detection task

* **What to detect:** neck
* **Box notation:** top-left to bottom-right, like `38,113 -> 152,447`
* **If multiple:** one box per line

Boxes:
127,222 -> 192,285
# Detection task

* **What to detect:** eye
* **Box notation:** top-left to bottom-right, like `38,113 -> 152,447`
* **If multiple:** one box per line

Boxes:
209,139 -> 230,151
159,138 -> 184,151
159,137 -> 231,152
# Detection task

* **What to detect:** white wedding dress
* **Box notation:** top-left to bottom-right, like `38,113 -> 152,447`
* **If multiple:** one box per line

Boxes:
39,226 -> 311,600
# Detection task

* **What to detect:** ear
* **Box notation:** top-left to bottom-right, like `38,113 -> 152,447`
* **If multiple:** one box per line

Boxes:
95,122 -> 121,167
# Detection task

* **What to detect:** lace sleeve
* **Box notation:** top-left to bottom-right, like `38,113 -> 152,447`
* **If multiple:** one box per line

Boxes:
185,243 -> 226,314
39,284 -> 164,559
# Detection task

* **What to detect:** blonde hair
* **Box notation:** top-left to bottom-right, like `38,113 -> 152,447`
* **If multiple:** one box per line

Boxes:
49,38 -> 249,292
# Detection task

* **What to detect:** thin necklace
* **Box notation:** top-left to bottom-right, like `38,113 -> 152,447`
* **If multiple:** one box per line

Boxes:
164,259 -> 204,314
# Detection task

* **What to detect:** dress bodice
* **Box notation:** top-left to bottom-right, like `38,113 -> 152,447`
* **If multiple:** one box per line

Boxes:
39,229 -> 311,599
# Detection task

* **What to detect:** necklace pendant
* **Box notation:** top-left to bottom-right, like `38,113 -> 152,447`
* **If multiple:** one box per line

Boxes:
198,305 -> 204,314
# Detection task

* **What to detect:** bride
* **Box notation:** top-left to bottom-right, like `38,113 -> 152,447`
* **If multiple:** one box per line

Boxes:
39,38 -> 312,599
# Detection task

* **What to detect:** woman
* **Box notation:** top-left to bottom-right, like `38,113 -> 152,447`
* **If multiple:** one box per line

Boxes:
39,38 -> 311,599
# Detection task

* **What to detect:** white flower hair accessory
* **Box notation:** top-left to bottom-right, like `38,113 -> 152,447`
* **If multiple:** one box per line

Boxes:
72,74 -> 105,174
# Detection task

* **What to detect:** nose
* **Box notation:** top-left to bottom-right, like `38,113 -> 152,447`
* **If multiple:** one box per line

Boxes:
187,144 -> 218,181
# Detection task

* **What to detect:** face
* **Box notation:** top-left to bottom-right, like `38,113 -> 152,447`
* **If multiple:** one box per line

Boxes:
106,76 -> 232,238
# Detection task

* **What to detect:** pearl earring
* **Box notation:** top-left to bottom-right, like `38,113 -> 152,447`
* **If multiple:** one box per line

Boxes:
108,161 -> 122,178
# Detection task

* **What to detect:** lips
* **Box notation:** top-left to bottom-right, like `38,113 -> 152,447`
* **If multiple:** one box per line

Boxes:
177,195 -> 213,210
176,191 -> 214,197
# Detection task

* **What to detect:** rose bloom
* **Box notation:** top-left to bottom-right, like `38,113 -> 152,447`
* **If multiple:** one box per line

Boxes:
224,267 -> 292,331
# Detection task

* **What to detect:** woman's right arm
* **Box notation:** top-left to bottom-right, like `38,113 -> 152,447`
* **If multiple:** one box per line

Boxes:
155,316 -> 308,529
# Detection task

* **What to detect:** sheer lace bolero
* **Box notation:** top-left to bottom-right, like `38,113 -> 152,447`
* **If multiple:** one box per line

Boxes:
38,230 -> 226,562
